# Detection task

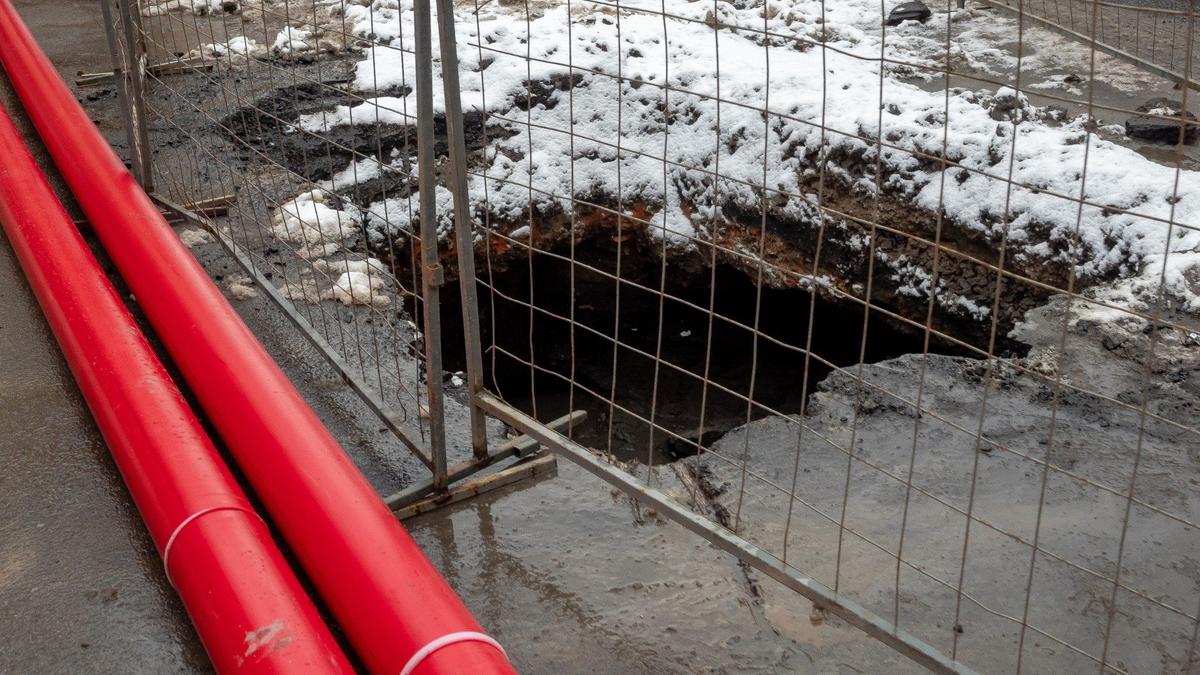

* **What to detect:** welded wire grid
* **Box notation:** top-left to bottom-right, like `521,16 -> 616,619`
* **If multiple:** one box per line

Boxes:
456,0 -> 1199,672
116,0 -> 1200,672
125,0 -> 442,465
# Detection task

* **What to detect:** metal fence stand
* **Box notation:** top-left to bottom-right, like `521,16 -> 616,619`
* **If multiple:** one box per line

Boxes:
413,0 -> 449,490
385,410 -> 585,517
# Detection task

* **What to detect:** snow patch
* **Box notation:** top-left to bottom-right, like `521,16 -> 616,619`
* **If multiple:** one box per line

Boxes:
191,36 -> 263,61
272,26 -> 314,56
285,0 -> 1200,320
178,228 -> 214,247
270,190 -> 361,258
227,275 -> 259,300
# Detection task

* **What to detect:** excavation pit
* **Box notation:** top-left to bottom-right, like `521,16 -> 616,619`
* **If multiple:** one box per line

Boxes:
430,238 -> 975,463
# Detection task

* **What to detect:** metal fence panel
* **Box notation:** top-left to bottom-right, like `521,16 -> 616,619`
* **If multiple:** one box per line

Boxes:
103,0 -> 1200,671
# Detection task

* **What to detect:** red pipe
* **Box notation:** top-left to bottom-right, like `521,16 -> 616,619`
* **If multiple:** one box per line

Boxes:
0,3 -> 513,674
0,104 -> 352,673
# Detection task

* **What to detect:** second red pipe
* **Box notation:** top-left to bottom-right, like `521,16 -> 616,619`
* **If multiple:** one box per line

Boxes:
0,101 -> 352,674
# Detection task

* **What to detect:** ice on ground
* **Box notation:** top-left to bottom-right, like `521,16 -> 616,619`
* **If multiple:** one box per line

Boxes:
190,36 -> 264,61
323,257 -> 393,306
272,26 -> 314,56
270,190 -> 361,258
226,275 -> 259,300
277,255 -> 394,306
313,256 -> 390,277
331,270 -> 390,306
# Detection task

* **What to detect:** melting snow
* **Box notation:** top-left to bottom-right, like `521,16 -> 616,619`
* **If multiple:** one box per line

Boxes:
271,189 -> 361,258
273,0 -> 1199,317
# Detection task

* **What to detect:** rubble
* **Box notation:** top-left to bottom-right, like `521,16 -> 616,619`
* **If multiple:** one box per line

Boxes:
1125,97 -> 1199,145
886,1 -> 933,26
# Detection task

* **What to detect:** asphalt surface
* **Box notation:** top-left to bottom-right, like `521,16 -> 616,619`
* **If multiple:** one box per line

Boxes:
0,2 -> 213,672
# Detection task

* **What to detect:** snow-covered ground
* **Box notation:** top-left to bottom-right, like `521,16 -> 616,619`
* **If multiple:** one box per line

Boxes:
241,0 -> 1198,320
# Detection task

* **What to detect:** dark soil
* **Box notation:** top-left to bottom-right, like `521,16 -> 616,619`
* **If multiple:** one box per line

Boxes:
430,238 -> 974,463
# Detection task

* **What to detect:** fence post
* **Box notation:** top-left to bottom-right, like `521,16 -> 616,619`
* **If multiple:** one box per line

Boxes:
414,0 -> 449,489
98,0 -> 135,177
434,0 -> 490,460
119,0 -> 153,191
99,0 -> 153,191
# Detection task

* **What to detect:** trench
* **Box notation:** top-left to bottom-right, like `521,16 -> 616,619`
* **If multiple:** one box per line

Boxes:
433,239 -> 968,464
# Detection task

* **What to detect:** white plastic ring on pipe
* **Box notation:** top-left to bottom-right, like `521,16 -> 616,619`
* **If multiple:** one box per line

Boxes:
398,631 -> 508,675
161,504 -> 262,586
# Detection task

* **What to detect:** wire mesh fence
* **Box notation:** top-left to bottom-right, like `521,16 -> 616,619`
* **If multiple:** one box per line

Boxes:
114,0 -> 456,478
105,0 -> 1199,671
981,0 -> 1200,88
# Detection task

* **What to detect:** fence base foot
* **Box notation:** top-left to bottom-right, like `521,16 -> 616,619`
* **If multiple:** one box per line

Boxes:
394,453 -> 557,520
385,410 -> 587,511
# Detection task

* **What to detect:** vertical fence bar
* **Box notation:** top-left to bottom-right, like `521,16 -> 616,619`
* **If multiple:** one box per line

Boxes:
434,0 -> 490,460
414,0 -> 449,489
98,0 -> 137,181
116,0 -> 153,190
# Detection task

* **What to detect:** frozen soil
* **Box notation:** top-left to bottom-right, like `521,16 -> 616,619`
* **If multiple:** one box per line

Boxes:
194,0 -> 1200,352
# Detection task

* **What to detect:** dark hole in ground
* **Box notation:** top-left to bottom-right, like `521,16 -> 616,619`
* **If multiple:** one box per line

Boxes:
430,239 -> 969,464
